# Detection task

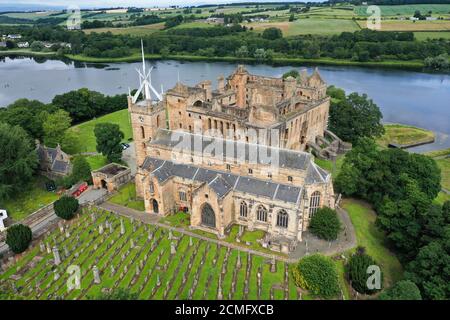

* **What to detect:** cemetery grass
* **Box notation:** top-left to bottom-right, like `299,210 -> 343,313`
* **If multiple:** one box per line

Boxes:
84,155 -> 108,171
0,208 -> 297,300
2,175 -> 59,221
341,198 -> 403,288
108,182 -> 145,212
68,109 -> 132,154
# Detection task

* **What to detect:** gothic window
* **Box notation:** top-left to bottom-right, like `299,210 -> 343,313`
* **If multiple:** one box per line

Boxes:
208,118 -> 212,129
240,201 -> 248,218
288,176 -> 293,182
256,205 -> 267,222
156,115 -> 160,127
309,191 -> 321,217
248,168 -> 253,174
149,182 -> 154,193
226,164 -> 231,171
276,210 -> 289,228
140,126 -> 145,139
201,203 -> 215,228
179,191 -> 187,201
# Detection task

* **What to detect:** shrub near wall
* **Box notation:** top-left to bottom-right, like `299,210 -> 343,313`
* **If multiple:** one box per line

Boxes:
293,254 -> 340,299
54,196 -> 79,220
346,247 -> 382,294
6,224 -> 32,254
309,207 -> 341,241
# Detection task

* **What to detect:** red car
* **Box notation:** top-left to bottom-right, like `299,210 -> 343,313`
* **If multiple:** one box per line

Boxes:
72,183 -> 88,197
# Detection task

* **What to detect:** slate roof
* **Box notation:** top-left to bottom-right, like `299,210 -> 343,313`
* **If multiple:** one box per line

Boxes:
149,129 -> 313,172
143,157 -> 304,204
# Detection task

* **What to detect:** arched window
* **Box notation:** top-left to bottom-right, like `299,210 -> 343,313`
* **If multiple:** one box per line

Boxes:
149,182 -> 154,193
276,210 -> 289,228
309,191 -> 321,217
208,118 -> 212,129
140,126 -> 145,139
156,115 -> 160,128
256,205 -> 267,222
179,191 -> 187,201
240,201 -> 248,218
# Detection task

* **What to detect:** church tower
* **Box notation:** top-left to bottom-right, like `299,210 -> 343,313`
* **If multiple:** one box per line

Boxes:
128,40 -> 166,197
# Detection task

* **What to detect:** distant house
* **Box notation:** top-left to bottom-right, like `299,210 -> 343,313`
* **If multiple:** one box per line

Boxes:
0,42 -> 6,48
206,17 -> 224,24
0,209 -> 7,231
60,42 -> 72,49
409,17 -> 419,21
42,42 -> 54,49
37,143 -> 72,178
426,17 -> 437,21
67,24 -> 81,30
17,41 -> 29,48
7,34 -> 21,39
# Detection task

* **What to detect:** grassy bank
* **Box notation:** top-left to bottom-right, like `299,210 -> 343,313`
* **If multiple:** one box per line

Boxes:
377,124 -> 435,148
108,182 -> 145,211
0,49 -> 57,57
65,53 -> 426,71
68,109 -> 132,154
341,198 -> 403,288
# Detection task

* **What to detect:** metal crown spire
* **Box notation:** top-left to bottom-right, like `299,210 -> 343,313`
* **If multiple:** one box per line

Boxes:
131,39 -> 162,103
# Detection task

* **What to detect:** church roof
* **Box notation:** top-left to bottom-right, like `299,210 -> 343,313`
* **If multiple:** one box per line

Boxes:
149,129 -> 313,172
143,157 -> 304,203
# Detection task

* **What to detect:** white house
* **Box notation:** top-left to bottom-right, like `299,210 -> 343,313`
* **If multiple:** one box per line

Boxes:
0,209 -> 7,231
17,41 -> 29,48
7,34 -> 22,39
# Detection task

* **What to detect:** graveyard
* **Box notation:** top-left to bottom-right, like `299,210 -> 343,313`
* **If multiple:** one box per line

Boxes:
0,207 -> 299,300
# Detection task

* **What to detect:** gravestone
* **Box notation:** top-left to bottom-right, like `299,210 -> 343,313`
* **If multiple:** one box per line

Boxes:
53,270 -> 60,281
40,242 -> 46,253
64,246 -> 69,258
52,246 -> 61,265
156,274 -> 161,286
237,251 -> 241,268
65,230 -> 70,238
170,242 -> 176,255
130,239 -> 135,249
93,265 -> 101,284
109,223 -> 114,234
120,219 -> 125,235
271,256 -> 276,273
189,237 -> 193,247
110,264 -> 115,276
46,243 -> 52,254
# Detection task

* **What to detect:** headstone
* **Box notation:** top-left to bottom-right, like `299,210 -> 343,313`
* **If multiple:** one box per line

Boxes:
189,237 -> 193,247
40,242 -> 46,253
271,256 -> 276,273
53,270 -> 60,281
53,246 -> 61,265
170,242 -> 176,255
65,230 -> 70,238
156,274 -> 161,286
130,239 -> 135,248
46,243 -> 51,254
120,219 -> 125,235
93,265 -> 101,284
148,231 -> 153,241
236,251 -> 241,268
168,230 -> 172,240
217,277 -> 223,300
109,223 -> 113,234
64,246 -> 69,258
110,264 -> 115,276
99,223 -> 104,235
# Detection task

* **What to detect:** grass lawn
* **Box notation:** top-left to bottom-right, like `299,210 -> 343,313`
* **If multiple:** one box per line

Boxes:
84,155 -> 108,170
2,176 -> 60,221
435,158 -> 450,190
377,124 -> 435,148
414,31 -> 450,41
68,109 -> 132,154
341,198 -> 403,288
314,155 -> 344,179
160,211 -> 191,227
108,182 -> 145,211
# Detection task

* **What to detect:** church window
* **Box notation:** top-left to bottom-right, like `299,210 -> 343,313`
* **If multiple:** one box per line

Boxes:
179,191 -> 187,201
257,206 -> 267,222
141,126 -> 145,139
309,191 -> 321,217
240,201 -> 248,218
276,210 -> 289,228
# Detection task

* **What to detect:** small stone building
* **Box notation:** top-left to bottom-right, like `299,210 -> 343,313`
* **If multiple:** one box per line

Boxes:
0,209 -> 8,231
36,143 -> 71,178
92,163 -> 131,193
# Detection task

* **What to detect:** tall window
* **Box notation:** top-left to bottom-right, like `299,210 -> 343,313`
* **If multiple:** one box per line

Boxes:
256,205 -> 267,222
179,191 -> 187,201
309,191 -> 321,217
149,182 -> 154,193
276,210 -> 289,228
141,126 -> 145,139
240,201 -> 248,218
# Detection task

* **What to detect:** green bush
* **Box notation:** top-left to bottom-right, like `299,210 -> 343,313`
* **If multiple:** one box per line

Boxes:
309,207 -> 341,241
346,247 -> 382,294
293,254 -> 340,299
6,224 -> 32,254
54,196 -> 79,220
379,280 -> 421,300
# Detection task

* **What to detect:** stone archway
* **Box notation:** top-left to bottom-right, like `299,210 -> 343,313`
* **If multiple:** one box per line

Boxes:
152,199 -> 159,214
201,203 -> 215,228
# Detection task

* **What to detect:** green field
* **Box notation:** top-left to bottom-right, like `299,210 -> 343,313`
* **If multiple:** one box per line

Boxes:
436,158 -> 450,191
0,208 -> 299,300
355,4 -> 450,17
414,31 -> 450,40
2,176 -> 60,221
68,109 -> 132,154
341,199 -> 403,288
376,124 -> 435,148
84,23 -> 165,36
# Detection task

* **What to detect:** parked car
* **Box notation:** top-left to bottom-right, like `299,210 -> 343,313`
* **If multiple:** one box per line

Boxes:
121,143 -> 130,150
45,181 -> 56,192
72,182 -> 88,197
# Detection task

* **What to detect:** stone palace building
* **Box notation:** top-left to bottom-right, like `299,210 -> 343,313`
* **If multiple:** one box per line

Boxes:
128,57 -> 340,252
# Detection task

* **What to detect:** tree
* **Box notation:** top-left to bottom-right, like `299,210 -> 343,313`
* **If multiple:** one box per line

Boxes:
54,196 -> 79,220
329,91 -> 384,144
282,69 -> 299,79
262,27 -> 283,40
293,254 -> 340,299
42,109 -> 72,148
6,224 -> 32,254
94,123 -> 124,163
379,280 -> 422,300
71,156 -> 92,183
0,123 -> 38,201
30,41 -> 44,52
424,54 -> 449,71
289,13 -> 296,22
309,207 -> 341,241
346,247 -> 381,294
235,45 -> 249,58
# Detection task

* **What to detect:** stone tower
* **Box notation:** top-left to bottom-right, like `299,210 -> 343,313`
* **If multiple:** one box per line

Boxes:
128,40 -> 166,197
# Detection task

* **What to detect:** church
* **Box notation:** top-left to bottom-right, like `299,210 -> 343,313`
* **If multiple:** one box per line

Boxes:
127,49 -> 339,253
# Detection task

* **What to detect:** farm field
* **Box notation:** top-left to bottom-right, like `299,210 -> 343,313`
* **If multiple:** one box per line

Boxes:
357,19 -> 450,31
355,4 -> 450,17
83,22 -> 165,36
246,18 -> 360,36
414,31 -> 450,40
68,109 -> 132,154
0,208 -> 298,300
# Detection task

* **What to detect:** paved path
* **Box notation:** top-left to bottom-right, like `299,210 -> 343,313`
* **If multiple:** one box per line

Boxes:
99,202 -> 356,263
